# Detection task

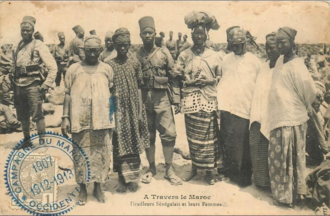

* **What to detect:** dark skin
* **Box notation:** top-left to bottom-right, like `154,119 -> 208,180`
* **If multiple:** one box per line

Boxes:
231,43 -> 246,56
114,41 -> 142,193
276,36 -> 297,64
183,35 -> 187,42
182,26 -> 216,185
59,36 -> 65,46
105,37 -> 114,51
140,27 -> 182,186
77,30 -> 84,39
266,43 -> 280,69
62,43 -> 105,204
169,32 -> 173,40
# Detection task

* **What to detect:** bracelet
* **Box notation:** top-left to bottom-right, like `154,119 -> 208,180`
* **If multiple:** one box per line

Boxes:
61,115 -> 70,119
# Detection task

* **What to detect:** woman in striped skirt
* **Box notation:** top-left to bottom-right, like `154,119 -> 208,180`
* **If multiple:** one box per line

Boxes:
172,11 -> 223,185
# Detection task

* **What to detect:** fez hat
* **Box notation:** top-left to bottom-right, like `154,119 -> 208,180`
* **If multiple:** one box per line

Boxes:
72,25 -> 84,33
58,32 -> 65,37
90,30 -> 96,35
139,16 -> 155,31
105,31 -> 114,39
21,16 -> 36,27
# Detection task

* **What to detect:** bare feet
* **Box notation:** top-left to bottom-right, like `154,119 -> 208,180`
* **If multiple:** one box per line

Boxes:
182,167 -> 197,182
127,182 -> 139,192
93,182 -> 105,203
116,175 -> 127,193
141,166 -> 156,184
205,171 -> 215,185
78,184 -> 87,206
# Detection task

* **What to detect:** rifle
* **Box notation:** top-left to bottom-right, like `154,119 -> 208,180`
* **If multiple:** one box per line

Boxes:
246,31 -> 260,51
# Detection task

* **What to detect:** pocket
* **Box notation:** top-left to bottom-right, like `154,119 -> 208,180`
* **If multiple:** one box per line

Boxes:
153,76 -> 168,89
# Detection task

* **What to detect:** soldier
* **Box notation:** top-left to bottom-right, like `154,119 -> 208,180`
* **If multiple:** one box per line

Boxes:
69,25 -> 85,65
89,29 -> 96,35
134,16 -> 182,185
159,31 -> 165,47
176,32 -> 183,58
13,16 -> 57,149
52,32 -> 69,86
178,34 -> 191,53
166,31 -> 177,60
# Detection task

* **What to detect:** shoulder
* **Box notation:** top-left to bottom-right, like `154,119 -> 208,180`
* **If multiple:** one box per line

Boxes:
68,62 -> 82,71
99,61 -> 113,71
246,52 -> 261,62
34,39 -> 47,49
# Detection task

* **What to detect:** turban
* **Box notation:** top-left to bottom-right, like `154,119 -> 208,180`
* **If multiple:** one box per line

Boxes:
84,35 -> 102,48
226,26 -> 240,37
228,27 -> 246,44
58,32 -> 65,38
277,27 -> 297,41
265,32 -> 276,45
112,28 -> 130,43
105,31 -> 114,39
90,30 -> 96,35
21,16 -> 36,27
184,11 -> 220,31
139,16 -> 155,31
72,25 -> 84,33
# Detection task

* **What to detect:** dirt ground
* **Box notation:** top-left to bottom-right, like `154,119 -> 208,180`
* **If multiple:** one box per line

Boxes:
0,108 -> 315,215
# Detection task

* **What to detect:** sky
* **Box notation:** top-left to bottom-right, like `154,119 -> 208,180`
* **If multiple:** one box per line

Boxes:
0,1 -> 329,45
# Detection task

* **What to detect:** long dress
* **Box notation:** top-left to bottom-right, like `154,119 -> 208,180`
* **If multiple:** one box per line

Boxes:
266,56 -> 317,204
174,48 -> 223,170
106,57 -> 150,183
64,61 -> 115,184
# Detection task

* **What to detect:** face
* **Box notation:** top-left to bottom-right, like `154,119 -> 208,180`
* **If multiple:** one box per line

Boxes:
231,43 -> 245,55
105,38 -> 114,49
140,27 -> 156,44
77,30 -> 85,39
114,42 -> 130,56
192,27 -> 206,46
276,37 -> 292,55
59,36 -> 65,44
169,32 -> 173,38
183,35 -> 187,41
21,24 -> 34,42
84,43 -> 101,65
178,33 -> 182,38
312,97 -> 322,113
266,43 -> 280,62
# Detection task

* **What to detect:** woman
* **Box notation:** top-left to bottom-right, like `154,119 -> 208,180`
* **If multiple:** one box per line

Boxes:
266,27 -> 317,207
173,11 -> 223,185
105,28 -> 150,193
249,32 -> 280,189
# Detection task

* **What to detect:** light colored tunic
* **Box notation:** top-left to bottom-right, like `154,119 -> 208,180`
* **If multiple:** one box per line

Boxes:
217,52 -> 261,120
64,61 -> 115,133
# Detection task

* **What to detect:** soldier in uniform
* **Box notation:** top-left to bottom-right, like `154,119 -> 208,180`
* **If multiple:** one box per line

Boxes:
69,25 -> 85,65
176,32 -> 183,58
134,16 -> 182,185
166,31 -> 177,60
13,16 -> 57,149
52,32 -> 69,86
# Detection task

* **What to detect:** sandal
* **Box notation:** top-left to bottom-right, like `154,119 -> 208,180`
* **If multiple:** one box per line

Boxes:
141,169 -> 156,184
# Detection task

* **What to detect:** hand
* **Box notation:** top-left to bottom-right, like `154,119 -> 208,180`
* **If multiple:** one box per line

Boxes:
195,78 -> 207,87
39,84 -> 49,92
61,118 -> 71,138
174,104 -> 181,114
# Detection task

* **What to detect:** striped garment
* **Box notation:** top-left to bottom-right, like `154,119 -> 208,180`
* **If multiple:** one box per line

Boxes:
185,111 -> 224,170
113,132 -> 141,183
249,122 -> 270,187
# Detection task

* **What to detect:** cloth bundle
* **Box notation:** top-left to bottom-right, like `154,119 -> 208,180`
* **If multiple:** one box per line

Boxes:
184,11 -> 220,31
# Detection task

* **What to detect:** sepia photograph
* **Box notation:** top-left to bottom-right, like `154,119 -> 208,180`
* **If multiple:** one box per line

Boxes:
0,1 -> 330,215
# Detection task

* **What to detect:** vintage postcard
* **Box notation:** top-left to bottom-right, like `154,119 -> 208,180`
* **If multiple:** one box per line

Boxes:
0,1 -> 330,215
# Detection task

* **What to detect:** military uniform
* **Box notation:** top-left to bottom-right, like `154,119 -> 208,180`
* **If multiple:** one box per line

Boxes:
53,33 -> 69,86
69,25 -> 85,64
166,39 -> 177,61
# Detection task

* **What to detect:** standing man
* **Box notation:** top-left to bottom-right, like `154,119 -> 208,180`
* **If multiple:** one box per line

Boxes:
99,31 -> 116,62
178,34 -> 190,53
13,16 -> 57,149
217,27 -> 261,187
52,32 -> 69,87
176,32 -> 183,58
134,16 -> 182,186
69,25 -> 85,65
166,31 -> 177,60
159,32 -> 165,47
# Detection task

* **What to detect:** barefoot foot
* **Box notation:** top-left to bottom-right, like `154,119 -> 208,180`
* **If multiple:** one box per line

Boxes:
78,184 -> 87,206
205,171 -> 215,185
93,182 -> 105,203
182,167 -> 197,182
116,175 -> 127,193
127,182 -> 139,192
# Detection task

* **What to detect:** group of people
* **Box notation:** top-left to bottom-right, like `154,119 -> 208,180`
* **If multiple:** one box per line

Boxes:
5,11 -> 330,210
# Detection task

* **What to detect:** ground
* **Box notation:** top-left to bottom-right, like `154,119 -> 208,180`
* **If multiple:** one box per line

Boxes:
0,108 -> 315,215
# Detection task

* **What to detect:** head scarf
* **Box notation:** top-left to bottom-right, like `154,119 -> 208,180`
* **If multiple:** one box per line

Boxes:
105,31 -> 114,39
58,32 -> 65,38
228,27 -> 247,44
112,28 -> 130,44
138,16 -> 155,32
72,25 -> 84,34
21,16 -> 36,27
226,26 -> 240,37
184,11 -> 220,32
84,35 -> 102,48
265,32 -> 276,46
277,27 -> 297,41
